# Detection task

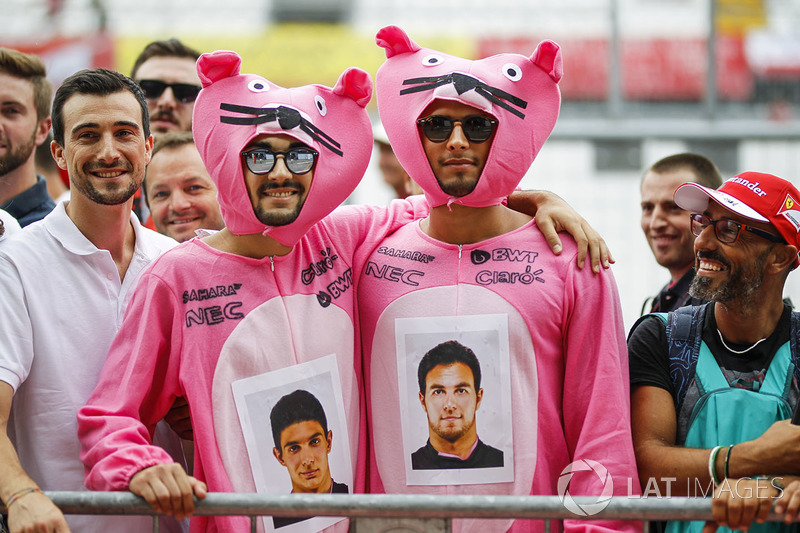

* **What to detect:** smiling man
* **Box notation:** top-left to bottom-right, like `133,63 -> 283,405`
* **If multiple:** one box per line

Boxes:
412,341 -> 503,470
144,131 -> 224,242
640,153 -> 723,313
629,172 -> 800,532
0,68 -> 184,533
0,48 -> 55,227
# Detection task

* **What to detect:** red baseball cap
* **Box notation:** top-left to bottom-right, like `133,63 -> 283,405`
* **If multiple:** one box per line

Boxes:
674,171 -> 800,266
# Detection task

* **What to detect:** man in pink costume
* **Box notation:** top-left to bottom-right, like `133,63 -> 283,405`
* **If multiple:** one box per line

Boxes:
77,50 -> 425,532
78,50 -> 611,532
359,26 -> 640,533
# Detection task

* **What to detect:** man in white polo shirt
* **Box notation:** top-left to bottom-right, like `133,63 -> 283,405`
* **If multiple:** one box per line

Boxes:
0,68 -> 184,533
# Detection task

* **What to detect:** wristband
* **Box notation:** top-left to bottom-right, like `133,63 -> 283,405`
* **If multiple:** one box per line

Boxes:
724,444 -> 734,479
708,446 -> 723,486
6,487 -> 42,508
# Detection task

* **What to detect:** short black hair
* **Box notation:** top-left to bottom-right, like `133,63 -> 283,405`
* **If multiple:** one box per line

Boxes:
417,340 -> 481,393
51,68 -> 149,146
131,38 -> 201,79
270,389 -> 328,450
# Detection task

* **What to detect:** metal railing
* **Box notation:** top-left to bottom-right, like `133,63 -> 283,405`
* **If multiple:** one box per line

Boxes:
2,493 -> 792,533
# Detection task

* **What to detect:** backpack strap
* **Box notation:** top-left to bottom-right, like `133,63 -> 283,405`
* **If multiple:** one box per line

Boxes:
666,303 -> 710,412
791,311 -> 800,388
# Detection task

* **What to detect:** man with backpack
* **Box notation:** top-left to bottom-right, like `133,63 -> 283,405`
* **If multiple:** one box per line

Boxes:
629,171 -> 800,532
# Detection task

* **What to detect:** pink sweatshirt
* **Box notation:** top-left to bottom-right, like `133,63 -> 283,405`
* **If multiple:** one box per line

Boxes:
78,202 -> 423,532
358,220 -> 640,533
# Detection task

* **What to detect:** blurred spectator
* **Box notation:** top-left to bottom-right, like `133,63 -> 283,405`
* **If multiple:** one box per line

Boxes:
131,38 -> 201,137
144,132 -> 224,242
640,153 -> 723,313
130,38 -> 202,224
373,121 -> 421,198
0,48 -> 55,226
35,133 -> 69,203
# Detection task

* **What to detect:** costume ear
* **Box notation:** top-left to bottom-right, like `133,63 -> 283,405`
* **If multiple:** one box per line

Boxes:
196,50 -> 242,88
332,67 -> 372,108
531,40 -> 563,83
376,25 -> 421,58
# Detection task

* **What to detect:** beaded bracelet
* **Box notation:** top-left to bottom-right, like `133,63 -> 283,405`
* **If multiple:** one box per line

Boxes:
6,487 -> 42,508
708,446 -> 723,486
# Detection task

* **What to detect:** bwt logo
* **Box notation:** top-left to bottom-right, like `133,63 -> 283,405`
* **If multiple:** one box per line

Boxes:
557,460 -> 614,516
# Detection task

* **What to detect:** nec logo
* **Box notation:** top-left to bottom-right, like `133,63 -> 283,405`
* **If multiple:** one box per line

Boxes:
364,261 -> 424,286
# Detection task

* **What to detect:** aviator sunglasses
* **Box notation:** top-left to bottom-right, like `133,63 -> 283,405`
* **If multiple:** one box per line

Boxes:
689,213 -> 785,244
241,147 -> 319,175
137,79 -> 202,103
416,115 -> 498,144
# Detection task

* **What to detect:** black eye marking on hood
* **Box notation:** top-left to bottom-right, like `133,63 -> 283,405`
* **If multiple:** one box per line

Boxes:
400,72 -> 527,119
219,103 -> 343,156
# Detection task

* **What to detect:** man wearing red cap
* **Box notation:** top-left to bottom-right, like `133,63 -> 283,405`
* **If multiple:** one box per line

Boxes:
629,172 -> 800,532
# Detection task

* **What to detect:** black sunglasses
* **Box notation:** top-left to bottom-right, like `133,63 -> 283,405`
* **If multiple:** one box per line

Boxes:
241,148 -> 319,175
416,115 -> 498,144
137,79 -> 202,103
690,213 -> 785,244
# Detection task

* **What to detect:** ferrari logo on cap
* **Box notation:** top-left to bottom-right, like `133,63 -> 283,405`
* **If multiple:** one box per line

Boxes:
779,194 -> 800,232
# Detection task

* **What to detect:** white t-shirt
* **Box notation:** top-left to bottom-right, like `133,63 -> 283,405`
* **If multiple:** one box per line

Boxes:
0,202 -> 182,533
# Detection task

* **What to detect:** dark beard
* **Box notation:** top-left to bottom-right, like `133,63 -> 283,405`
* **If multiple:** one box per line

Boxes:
253,180 -> 306,226
70,163 -> 140,206
689,248 -> 770,306
71,178 -> 141,206
0,129 -> 37,176
436,174 -> 479,198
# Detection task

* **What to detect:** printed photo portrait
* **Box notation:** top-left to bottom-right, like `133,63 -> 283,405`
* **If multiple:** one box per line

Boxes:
232,354 -> 352,533
395,314 -> 513,486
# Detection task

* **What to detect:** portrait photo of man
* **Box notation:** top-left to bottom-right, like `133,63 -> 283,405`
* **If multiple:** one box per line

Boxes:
412,340 -> 504,470
230,354 -> 352,532
270,389 -> 348,529
394,314 -> 513,486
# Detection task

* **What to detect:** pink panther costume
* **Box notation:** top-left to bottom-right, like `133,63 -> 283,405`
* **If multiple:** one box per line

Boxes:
78,50 -> 425,533
359,26 -> 640,533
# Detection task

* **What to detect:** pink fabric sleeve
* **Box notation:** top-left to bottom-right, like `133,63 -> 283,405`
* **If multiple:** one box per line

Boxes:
560,264 -> 642,533
78,272 -> 184,491
323,195 -> 429,268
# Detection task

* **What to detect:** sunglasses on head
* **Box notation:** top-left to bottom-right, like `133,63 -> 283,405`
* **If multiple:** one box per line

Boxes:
137,79 -> 202,103
241,147 -> 319,175
416,115 -> 498,144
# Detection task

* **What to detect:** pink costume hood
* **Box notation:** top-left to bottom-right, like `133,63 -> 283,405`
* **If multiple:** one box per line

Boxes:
193,50 -> 373,245
375,25 -> 562,208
